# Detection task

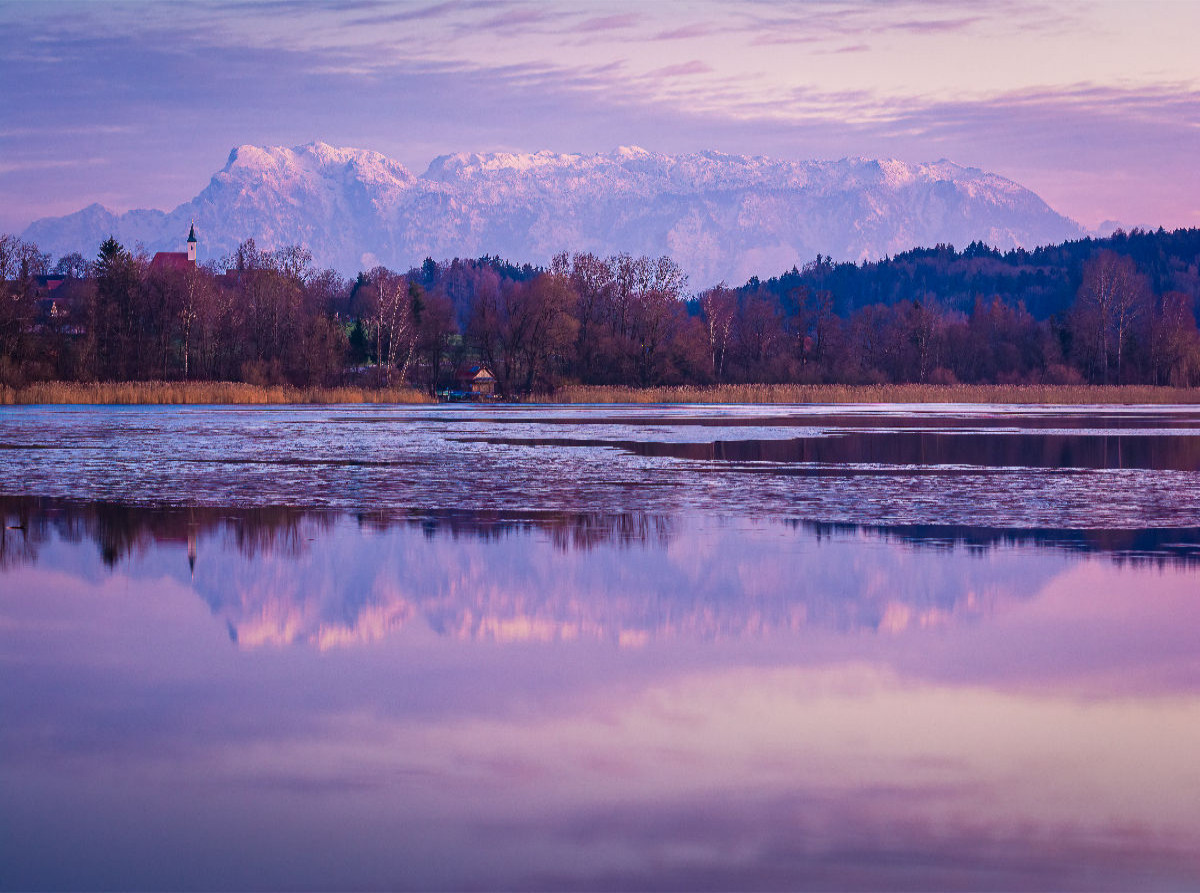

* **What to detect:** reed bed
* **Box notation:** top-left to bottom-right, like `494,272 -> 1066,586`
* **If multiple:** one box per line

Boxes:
549,383 -> 1200,405
0,381 -> 434,406
4,380 -> 1198,406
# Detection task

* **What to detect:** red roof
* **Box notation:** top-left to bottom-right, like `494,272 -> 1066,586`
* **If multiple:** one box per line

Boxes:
454,364 -> 495,382
149,252 -> 193,274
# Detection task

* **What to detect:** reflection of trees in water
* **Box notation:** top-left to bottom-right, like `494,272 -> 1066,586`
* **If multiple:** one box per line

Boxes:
221,508 -> 335,560
0,496 -> 333,569
546,513 -> 674,552
5,495 -> 1200,572
0,500 -> 39,569
486,432 -> 1200,472
355,509 -> 675,552
6,495 -> 1200,649
0,498 -> 679,571
796,520 -> 1200,568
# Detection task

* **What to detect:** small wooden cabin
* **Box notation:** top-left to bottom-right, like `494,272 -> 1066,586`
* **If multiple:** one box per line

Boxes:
454,364 -> 497,397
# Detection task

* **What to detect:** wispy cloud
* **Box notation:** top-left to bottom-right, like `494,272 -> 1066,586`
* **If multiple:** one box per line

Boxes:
653,22 -> 719,40
891,15 -> 985,34
471,4 -> 564,33
346,1 -> 476,28
0,157 -> 107,175
647,61 -> 714,79
574,12 -> 643,33
0,0 -> 1197,234
0,125 -> 137,139
739,0 -> 1066,44
749,31 -> 822,46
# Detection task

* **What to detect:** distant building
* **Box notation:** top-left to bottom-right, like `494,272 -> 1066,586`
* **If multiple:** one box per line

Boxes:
453,364 -> 497,397
149,223 -> 198,274
32,274 -> 89,333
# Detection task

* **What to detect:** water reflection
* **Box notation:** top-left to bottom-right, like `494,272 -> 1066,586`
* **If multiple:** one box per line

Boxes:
465,430 -> 1200,471
0,497 -> 673,568
3,501 -> 1200,890
6,496 -> 1200,654
7,495 -> 1200,571
458,406 -> 1200,431
2,506 -> 1200,888
4,406 -> 1200,889
803,520 -> 1200,563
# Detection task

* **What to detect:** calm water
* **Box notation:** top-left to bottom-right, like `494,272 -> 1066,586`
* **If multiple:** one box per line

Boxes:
2,404 -> 1200,891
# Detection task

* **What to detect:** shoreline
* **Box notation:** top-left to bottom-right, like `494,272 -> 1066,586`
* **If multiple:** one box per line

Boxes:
0,381 -> 434,406
2,380 -> 1200,406
548,383 -> 1200,405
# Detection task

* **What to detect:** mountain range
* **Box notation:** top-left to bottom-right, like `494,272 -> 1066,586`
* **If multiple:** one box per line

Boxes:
23,142 -> 1086,286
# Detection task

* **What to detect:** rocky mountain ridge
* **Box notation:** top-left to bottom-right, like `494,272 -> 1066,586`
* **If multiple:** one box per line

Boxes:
23,142 -> 1085,286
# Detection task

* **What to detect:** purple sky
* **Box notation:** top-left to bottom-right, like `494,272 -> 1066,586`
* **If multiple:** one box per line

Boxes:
1,0 -> 1197,238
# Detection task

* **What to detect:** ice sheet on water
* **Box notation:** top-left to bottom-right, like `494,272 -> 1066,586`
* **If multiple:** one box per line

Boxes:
2,404 -> 1200,528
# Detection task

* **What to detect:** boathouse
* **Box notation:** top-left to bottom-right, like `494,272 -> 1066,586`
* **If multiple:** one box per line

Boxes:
453,364 -> 497,397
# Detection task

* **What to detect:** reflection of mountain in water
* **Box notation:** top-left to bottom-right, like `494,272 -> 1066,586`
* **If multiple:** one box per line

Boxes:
5,496 -> 1199,649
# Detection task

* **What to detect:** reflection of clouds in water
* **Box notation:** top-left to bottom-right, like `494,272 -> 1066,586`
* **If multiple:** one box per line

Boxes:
169,663 -> 1200,890
4,509 -> 1200,889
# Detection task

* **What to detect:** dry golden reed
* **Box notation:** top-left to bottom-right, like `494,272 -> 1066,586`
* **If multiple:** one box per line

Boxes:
0,381 -> 434,405
548,383 -> 1200,405
4,380 -> 1198,406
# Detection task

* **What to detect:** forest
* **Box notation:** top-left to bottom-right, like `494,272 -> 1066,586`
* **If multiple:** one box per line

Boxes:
1,227 -> 1199,394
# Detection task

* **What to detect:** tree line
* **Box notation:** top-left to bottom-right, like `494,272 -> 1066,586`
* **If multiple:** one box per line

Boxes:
2,228 -> 1198,393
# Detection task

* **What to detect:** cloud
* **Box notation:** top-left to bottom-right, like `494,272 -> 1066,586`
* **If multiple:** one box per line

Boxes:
892,14 -> 985,34
0,0 -> 1197,235
749,31 -> 823,46
470,3 -> 564,33
344,1 -> 478,27
0,125 -> 137,139
652,22 -> 719,40
573,12 -> 643,33
739,0 -> 1073,44
647,61 -> 714,79
0,157 -> 107,175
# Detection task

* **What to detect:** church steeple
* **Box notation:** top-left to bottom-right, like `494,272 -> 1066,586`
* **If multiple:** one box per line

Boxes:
187,222 -> 197,263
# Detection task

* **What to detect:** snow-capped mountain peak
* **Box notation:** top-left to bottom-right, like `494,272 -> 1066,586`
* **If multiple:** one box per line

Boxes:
23,143 -> 1084,285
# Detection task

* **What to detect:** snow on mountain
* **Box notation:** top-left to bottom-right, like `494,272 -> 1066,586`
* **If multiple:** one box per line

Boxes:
22,142 -> 1084,287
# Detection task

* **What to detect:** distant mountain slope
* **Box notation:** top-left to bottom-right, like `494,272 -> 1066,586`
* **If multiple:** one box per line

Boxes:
22,142 -> 1085,286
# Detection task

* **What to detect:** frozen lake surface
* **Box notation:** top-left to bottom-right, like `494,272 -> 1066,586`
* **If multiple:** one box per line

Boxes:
3,402 -> 1200,526
2,404 -> 1199,890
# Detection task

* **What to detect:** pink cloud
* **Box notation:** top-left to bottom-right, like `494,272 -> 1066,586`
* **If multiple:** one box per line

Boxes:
648,60 -> 714,79
574,12 -> 643,33
653,22 -> 719,40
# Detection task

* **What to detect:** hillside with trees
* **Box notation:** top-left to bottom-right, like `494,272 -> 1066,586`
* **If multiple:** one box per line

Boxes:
2,228 -> 1198,394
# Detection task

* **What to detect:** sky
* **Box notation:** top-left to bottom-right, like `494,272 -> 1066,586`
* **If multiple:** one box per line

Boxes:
1,0 -> 1198,237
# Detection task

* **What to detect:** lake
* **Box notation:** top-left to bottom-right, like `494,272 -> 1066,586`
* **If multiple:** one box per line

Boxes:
2,404 -> 1199,890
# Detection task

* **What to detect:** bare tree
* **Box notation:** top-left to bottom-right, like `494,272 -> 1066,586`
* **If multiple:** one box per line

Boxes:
699,284 -> 737,381
629,256 -> 687,386
1072,251 -> 1150,383
368,269 -> 419,386
1149,291 -> 1200,386
0,235 -> 49,383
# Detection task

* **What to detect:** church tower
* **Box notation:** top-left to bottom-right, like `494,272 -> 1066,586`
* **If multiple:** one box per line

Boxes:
187,223 -> 197,264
